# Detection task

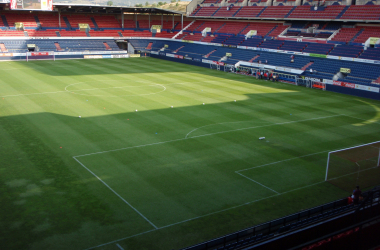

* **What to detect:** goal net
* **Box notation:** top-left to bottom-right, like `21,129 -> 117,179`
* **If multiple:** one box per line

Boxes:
26,51 -> 55,62
325,141 -> 380,192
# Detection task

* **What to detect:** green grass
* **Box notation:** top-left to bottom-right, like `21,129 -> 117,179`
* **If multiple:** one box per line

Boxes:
0,57 -> 380,250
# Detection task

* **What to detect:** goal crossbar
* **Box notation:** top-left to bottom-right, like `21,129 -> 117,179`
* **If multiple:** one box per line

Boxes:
325,141 -> 380,181
26,51 -> 55,62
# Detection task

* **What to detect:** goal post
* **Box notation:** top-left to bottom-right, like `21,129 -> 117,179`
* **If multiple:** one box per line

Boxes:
26,51 -> 55,62
325,141 -> 380,191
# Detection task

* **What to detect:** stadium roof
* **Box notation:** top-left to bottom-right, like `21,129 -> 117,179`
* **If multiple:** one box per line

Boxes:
0,2 -> 184,15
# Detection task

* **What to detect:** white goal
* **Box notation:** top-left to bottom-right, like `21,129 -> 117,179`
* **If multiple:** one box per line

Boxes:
325,141 -> 380,191
26,51 -> 55,62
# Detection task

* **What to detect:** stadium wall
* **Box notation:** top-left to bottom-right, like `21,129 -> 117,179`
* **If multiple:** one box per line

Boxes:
151,53 -> 216,69
326,84 -> 380,101
148,48 -> 380,101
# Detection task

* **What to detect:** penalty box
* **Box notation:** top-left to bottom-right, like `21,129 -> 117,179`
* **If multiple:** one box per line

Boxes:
236,152 -> 327,194
74,137 -> 277,228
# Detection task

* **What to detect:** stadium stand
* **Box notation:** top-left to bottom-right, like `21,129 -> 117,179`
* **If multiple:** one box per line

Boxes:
354,26 -> 380,43
239,22 -> 279,37
192,6 -> 220,16
329,45 -> 363,57
234,6 -> 266,18
88,30 -> 122,37
27,30 -> 59,37
131,39 -> 380,86
331,27 -> 362,43
59,30 -> 88,37
213,6 -> 240,17
360,47 -> 380,60
0,30 -> 25,36
93,15 -> 121,29
37,13 -> 64,28
2,2 -> 379,249
63,14 -> 95,29
303,43 -> 334,54
175,186 -> 380,250
259,6 -> 294,18
4,13 -> 37,28
340,4 -> 380,20
287,5 -> 346,19
123,19 -> 136,29
215,22 -> 249,35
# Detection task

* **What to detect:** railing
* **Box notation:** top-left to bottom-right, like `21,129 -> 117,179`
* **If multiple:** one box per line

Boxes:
182,186 -> 380,250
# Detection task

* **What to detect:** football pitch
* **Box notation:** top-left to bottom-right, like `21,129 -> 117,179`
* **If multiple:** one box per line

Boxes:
1,57 -> 380,250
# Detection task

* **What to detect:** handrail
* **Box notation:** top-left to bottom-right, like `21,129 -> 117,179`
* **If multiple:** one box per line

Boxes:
182,186 -> 380,250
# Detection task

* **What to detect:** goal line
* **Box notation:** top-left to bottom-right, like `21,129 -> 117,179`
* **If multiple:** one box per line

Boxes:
325,141 -> 380,191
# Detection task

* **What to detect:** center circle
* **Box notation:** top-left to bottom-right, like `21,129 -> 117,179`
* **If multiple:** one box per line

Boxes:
65,80 -> 165,97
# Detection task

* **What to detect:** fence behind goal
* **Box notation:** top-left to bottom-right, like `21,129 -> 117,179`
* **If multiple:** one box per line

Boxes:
325,141 -> 380,192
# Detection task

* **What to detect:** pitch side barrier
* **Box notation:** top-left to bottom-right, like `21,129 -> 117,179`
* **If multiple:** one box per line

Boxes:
138,39 -> 380,100
149,52 -> 380,101
124,37 -> 380,65
0,51 -> 130,61
182,186 -> 380,250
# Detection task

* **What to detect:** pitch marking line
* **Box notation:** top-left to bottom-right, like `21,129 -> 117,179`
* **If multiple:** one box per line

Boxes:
0,80 -> 187,98
85,229 -> 157,250
79,114 -> 369,248
116,243 -> 124,250
342,114 -> 380,125
185,121 -> 272,139
86,180 -> 326,250
236,150 -> 330,173
236,172 -> 279,194
74,114 -> 342,158
73,157 -> 158,230
1,90 -> 68,98
186,115 -> 342,139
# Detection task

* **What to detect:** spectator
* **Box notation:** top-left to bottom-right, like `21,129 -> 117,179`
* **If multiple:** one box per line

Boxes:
353,186 -> 362,205
264,72 -> 268,80
310,68 -> 313,74
347,196 -> 353,205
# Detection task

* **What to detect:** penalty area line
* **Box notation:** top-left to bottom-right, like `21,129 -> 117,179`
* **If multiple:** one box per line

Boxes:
116,243 -> 124,250
72,157 -> 158,230
75,114 -> 342,158
186,115 -> 342,139
235,172 -> 279,194
87,180 -> 327,249
85,229 -> 157,250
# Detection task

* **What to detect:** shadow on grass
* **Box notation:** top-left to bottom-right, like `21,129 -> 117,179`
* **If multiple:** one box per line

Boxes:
1,66 -> 380,249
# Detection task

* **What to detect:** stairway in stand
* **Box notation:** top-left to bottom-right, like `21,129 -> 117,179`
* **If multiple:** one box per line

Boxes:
204,49 -> 217,58
301,61 -> 314,71
103,42 -> 112,50
146,42 -> 153,50
249,55 -> 260,62
0,43 -> 8,52
54,42 -> 64,51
